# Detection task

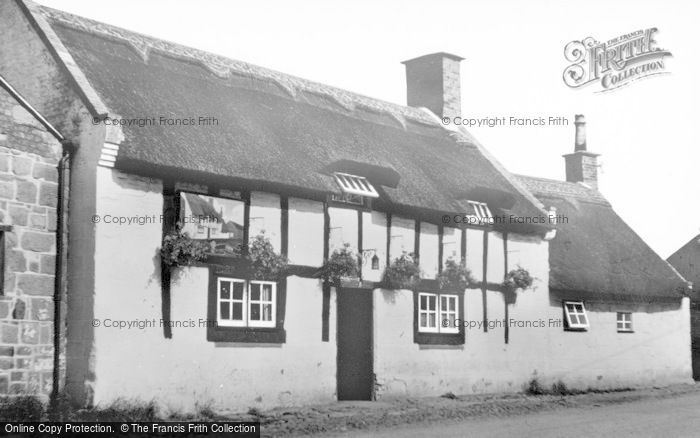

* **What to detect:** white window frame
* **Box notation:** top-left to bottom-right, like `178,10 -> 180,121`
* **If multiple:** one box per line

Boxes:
563,301 -> 589,330
439,294 -> 459,334
617,312 -> 633,332
418,293 -> 438,333
468,201 -> 493,223
216,277 -> 276,328
333,172 -> 379,198
248,280 -> 277,328
217,277 -> 247,327
418,292 -> 459,334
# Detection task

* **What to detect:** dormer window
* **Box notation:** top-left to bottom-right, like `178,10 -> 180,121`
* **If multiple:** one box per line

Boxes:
330,192 -> 364,205
563,301 -> 589,330
468,201 -> 493,224
333,172 -> 379,199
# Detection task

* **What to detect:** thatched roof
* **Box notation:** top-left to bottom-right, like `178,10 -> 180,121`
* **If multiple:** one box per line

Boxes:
181,193 -> 223,222
35,5 -> 548,231
668,234 -> 700,295
517,175 -> 688,301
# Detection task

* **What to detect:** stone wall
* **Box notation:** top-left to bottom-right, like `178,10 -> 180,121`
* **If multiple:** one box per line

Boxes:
0,85 -> 62,396
0,0 -> 108,406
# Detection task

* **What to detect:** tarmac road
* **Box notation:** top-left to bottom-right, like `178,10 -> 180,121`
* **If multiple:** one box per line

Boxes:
337,389 -> 700,438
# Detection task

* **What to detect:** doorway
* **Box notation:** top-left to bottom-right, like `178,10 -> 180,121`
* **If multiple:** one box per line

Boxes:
336,288 -> 373,400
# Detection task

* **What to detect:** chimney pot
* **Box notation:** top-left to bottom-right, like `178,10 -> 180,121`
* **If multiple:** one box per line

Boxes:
574,114 -> 586,151
402,52 -> 464,119
563,114 -> 600,190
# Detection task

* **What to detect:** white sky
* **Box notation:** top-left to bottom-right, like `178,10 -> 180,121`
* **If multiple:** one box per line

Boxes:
39,0 -> 700,258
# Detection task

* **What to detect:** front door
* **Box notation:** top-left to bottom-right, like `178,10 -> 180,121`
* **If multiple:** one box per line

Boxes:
337,288 -> 373,400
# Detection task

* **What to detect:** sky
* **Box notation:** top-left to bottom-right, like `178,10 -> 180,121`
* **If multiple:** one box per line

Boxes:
38,0 -> 700,258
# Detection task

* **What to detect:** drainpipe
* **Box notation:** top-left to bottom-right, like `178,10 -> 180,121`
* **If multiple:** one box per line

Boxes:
51,141 -> 73,404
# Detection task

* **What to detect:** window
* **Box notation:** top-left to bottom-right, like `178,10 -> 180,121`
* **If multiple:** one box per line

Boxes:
418,293 -> 437,332
217,278 -> 245,327
439,295 -> 458,333
617,312 -> 633,332
418,292 -> 458,334
330,192 -> 364,205
468,201 -> 493,224
333,172 -> 379,199
179,192 -> 245,257
563,301 -> 589,330
248,282 -> 276,327
216,277 -> 276,328
208,270 -> 286,343
414,290 -> 464,345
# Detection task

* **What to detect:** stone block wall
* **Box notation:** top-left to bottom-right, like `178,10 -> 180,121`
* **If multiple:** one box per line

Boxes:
0,85 -> 62,396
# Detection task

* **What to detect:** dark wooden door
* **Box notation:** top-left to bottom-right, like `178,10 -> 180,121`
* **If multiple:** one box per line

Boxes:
692,337 -> 700,380
337,288 -> 373,400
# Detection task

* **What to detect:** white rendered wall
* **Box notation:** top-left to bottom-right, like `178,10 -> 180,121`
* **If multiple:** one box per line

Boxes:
93,168 -> 336,413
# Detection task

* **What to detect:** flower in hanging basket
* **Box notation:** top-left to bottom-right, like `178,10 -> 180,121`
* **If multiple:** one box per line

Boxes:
246,232 -> 288,281
437,258 -> 475,291
320,243 -> 359,286
502,266 -> 534,291
160,227 -> 208,268
382,252 -> 421,289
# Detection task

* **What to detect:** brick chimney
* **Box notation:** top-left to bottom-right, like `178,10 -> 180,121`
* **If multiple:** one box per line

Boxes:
402,52 -> 464,119
563,114 -> 600,189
